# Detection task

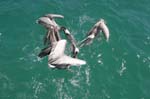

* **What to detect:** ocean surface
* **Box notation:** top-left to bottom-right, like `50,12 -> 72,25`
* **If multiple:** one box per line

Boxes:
0,0 -> 150,99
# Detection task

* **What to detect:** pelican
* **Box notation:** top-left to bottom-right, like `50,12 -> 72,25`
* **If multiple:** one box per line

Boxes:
36,14 -> 64,45
79,19 -> 110,47
36,14 -> 64,30
36,14 -> 85,69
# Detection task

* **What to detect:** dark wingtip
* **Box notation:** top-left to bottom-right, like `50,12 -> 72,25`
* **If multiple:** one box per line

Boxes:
38,46 -> 51,58
38,52 -> 47,58
60,26 -> 66,31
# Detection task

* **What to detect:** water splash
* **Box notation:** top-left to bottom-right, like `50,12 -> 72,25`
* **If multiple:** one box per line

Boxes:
85,66 -> 90,86
69,71 -> 81,88
97,54 -> 103,65
136,52 -> 150,69
136,54 -> 140,59
0,73 -> 14,98
147,36 -> 150,40
31,76 -> 44,99
54,78 -> 72,99
69,79 -> 80,87
0,32 -> 2,43
118,59 -> 127,76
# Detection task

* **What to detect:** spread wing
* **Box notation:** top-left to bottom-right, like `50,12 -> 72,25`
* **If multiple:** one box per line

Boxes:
59,55 -> 86,66
49,55 -> 86,66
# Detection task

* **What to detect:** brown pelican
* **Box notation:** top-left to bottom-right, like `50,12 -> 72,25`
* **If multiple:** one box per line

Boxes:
36,14 -> 64,29
79,19 -> 110,47
36,14 -> 64,44
36,14 -> 85,69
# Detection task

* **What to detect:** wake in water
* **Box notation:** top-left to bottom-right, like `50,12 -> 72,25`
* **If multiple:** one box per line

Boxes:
36,13 -> 110,69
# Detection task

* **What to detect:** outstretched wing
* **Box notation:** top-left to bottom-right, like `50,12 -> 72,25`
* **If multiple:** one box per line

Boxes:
50,55 -> 86,66
60,55 -> 86,66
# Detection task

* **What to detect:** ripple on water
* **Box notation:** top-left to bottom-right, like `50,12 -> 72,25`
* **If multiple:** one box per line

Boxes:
0,0 -> 22,14
44,65 -> 91,99
30,76 -> 46,99
19,46 -> 42,63
54,78 -> 72,99
0,73 -> 14,98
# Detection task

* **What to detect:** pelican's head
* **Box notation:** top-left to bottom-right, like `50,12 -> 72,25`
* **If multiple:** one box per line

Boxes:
36,16 -> 55,29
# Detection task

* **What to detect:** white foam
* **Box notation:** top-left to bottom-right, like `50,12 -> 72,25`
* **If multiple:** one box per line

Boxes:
147,36 -> 150,40
98,59 -> 103,64
97,54 -> 103,64
55,78 -> 72,99
22,45 -> 29,51
0,33 -> 2,42
69,79 -> 80,87
19,57 -> 25,61
97,54 -> 102,57
136,54 -> 140,59
85,67 -> 90,86
148,57 -> 150,60
31,77 -> 43,99
142,58 -> 147,63
118,59 -> 126,76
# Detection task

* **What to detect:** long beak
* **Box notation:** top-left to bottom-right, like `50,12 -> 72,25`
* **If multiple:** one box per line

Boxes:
100,20 -> 110,41
45,14 -> 64,19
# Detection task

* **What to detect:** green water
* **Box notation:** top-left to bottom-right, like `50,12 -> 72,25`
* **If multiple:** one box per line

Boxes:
0,0 -> 150,99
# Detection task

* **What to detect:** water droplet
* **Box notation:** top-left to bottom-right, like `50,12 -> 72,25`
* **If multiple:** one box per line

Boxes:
98,60 -> 103,64
136,54 -> 140,59
97,54 -> 102,57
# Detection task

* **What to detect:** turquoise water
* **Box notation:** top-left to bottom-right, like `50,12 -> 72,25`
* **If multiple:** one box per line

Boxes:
0,0 -> 150,99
